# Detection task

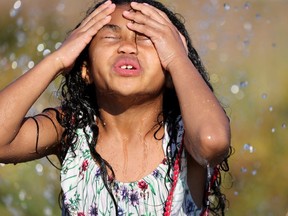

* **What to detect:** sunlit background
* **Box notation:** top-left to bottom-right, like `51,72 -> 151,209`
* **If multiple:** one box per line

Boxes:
0,0 -> 287,215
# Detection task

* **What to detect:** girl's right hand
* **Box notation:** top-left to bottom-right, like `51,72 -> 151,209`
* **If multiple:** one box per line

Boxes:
53,0 -> 115,74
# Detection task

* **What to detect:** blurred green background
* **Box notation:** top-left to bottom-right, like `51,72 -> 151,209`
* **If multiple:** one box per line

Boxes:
0,0 -> 287,215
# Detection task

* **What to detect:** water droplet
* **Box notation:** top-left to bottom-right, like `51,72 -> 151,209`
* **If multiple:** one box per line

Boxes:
43,49 -> 51,56
271,128 -> 276,133
44,207 -> 53,216
241,167 -> 247,173
255,13 -> 261,20
55,42 -> 62,50
28,61 -> 35,69
224,3 -> 231,10
269,106 -> 273,112
19,190 -> 26,201
261,93 -> 268,99
243,22 -> 253,31
243,39 -> 250,47
37,43 -> 45,52
251,170 -> 257,176
35,163 -> 44,175
14,0 -> 22,10
10,9 -> 18,17
282,123 -> 286,129
243,143 -> 255,153
244,2 -> 251,10
234,191 -> 239,196
240,81 -> 248,88
231,85 -> 240,94
11,61 -> 18,69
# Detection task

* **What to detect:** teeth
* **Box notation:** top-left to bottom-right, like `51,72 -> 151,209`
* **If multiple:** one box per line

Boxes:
120,65 -> 134,70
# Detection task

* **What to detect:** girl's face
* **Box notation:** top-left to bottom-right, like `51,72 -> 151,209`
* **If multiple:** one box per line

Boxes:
88,4 -> 165,100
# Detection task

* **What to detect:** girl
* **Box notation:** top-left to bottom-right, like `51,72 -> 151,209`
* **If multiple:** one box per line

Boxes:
0,0 -> 231,215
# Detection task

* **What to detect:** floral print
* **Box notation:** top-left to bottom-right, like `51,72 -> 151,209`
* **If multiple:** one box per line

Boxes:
61,120 -> 202,215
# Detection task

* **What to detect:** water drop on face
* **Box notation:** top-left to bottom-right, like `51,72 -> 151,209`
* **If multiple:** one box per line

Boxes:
224,3 -> 231,11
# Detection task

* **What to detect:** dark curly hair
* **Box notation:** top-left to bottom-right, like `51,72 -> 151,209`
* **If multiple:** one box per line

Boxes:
56,0 -> 231,215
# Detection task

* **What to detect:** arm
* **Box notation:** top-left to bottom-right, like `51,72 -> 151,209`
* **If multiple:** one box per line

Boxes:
0,1 -> 116,164
123,2 -> 230,167
0,54 -> 65,163
167,56 -> 230,167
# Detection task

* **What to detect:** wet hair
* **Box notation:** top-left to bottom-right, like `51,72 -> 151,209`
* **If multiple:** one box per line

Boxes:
57,0 -> 231,215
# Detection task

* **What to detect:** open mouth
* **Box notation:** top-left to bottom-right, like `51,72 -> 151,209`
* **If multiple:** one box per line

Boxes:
113,57 -> 142,76
120,65 -> 136,70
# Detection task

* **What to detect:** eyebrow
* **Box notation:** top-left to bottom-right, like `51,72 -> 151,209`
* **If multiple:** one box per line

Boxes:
99,24 -> 121,32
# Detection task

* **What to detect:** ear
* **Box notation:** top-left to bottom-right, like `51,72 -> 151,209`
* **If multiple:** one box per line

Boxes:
165,73 -> 174,89
81,61 -> 93,85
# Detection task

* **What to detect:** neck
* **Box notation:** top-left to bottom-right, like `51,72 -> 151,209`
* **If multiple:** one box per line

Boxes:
96,93 -> 163,142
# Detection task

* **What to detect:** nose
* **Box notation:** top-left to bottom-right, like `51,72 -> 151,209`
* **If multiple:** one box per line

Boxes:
117,37 -> 138,55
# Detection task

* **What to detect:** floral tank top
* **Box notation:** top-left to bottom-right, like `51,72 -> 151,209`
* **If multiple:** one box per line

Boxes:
60,120 -> 202,215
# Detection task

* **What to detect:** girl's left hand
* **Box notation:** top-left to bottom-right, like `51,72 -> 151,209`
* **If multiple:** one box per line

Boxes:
123,2 -> 188,71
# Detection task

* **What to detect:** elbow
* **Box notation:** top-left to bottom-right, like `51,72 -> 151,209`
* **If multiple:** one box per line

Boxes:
187,125 -> 231,167
200,129 -> 231,166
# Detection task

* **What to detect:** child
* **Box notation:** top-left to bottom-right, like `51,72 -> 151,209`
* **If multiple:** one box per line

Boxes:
0,0 -> 231,215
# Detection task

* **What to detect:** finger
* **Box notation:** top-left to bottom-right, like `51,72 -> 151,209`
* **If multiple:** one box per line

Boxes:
123,8 -> 171,35
179,33 -> 188,54
84,15 -> 112,39
80,2 -> 115,31
129,2 -> 172,25
128,2 -> 188,55
126,17 -> 166,41
80,1 -> 112,26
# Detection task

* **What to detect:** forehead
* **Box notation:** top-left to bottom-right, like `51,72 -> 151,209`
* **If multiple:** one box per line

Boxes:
109,4 -> 131,25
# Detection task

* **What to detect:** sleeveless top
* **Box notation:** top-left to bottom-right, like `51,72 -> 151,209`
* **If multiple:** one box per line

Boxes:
60,119 -> 202,215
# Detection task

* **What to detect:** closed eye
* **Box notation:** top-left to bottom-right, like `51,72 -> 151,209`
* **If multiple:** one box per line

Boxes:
136,33 -> 150,41
102,34 -> 120,40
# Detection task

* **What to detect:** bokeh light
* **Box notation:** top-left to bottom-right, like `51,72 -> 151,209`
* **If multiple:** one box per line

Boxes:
1,0 -> 288,215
